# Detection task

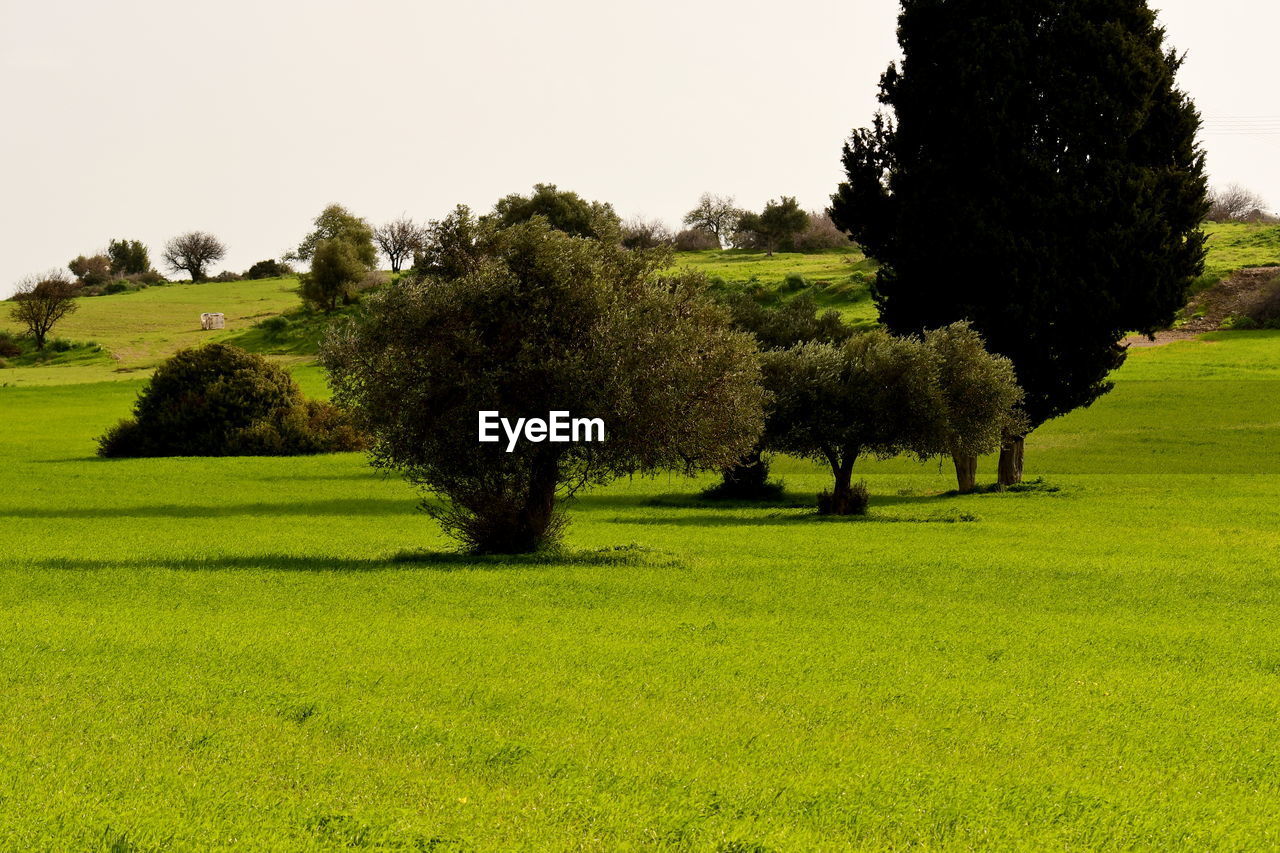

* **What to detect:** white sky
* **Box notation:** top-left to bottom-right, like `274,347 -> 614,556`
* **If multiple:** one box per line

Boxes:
2,0 -> 1278,297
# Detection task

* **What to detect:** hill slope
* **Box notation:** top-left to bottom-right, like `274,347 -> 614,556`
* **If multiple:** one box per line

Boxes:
3,226 -> 1278,385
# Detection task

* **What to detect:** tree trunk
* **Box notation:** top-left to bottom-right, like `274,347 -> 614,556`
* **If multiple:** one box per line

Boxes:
997,436 -> 1025,488
820,452 -> 866,516
952,451 -> 978,494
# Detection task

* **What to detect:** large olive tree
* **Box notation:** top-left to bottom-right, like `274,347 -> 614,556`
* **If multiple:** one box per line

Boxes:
322,218 -> 765,553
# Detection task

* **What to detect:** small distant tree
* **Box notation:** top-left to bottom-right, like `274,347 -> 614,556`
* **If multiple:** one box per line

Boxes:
162,232 -> 227,282
9,270 -> 80,350
293,204 -> 378,267
244,259 -> 292,280
1207,184 -> 1268,223
621,216 -> 674,250
416,205 -> 485,280
762,330 -> 946,515
707,291 -> 853,499
683,193 -> 742,247
107,239 -> 151,276
68,254 -> 113,288
322,218 -> 765,553
373,216 -> 426,272
923,322 -> 1026,493
742,196 -> 809,257
300,239 -> 367,313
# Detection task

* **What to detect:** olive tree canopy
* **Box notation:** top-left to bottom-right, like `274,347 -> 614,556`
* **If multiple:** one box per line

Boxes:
322,218 -> 765,553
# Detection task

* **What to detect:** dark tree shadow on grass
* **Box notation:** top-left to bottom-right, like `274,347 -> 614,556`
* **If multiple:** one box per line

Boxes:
0,498 -> 417,520
32,545 -> 676,573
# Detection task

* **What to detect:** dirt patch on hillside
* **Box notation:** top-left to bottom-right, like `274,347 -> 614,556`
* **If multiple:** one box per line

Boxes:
1125,266 -> 1280,347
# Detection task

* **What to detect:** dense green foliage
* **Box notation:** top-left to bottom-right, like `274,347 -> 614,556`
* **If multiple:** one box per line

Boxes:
706,290 -> 854,500
245,259 -> 291,280
762,330 -> 946,514
924,322 -> 1026,492
322,219 -> 764,553
107,238 -> 151,276
831,0 -> 1208,448
68,253 -> 113,287
738,196 -> 808,256
97,344 -> 363,457
2,332 -> 1280,848
485,183 -> 621,240
300,239 -> 367,313
293,204 -> 378,268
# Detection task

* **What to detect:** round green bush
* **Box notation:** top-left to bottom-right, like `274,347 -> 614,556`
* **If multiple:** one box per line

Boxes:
97,344 -> 365,457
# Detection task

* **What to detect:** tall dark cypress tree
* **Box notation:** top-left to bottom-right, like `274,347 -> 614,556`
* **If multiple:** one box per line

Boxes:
831,0 -> 1207,485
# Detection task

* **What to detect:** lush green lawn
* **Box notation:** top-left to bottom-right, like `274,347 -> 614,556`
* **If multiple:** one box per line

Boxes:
2,330 -> 1280,849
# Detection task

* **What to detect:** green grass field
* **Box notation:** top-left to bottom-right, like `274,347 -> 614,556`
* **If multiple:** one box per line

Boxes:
3,233 -> 1280,849
4,319 -> 1280,847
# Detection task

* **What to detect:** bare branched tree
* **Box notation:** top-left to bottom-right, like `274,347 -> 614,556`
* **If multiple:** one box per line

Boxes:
9,270 -> 80,349
683,193 -> 743,248
373,216 -> 426,272
162,231 -> 227,282
1208,184 -> 1268,222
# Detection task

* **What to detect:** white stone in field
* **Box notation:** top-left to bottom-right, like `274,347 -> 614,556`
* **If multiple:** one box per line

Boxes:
200,313 -> 225,331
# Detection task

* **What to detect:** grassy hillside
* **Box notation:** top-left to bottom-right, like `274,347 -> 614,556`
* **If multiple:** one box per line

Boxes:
673,246 -> 880,328
0,276 -> 300,373
2,332 -> 1280,848
3,225 -> 1277,387
1200,221 -> 1280,286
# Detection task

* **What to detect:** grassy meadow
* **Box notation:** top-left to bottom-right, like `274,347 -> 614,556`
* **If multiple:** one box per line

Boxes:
2,242 -> 1280,849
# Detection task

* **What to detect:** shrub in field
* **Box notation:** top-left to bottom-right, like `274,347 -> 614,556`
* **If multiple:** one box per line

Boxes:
244,259 -> 292,280
208,270 -> 243,283
819,479 -> 868,516
97,343 -> 364,457
68,254 -> 113,288
0,332 -> 21,358
322,218 -> 765,554
762,330 -> 946,515
258,315 -> 292,338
